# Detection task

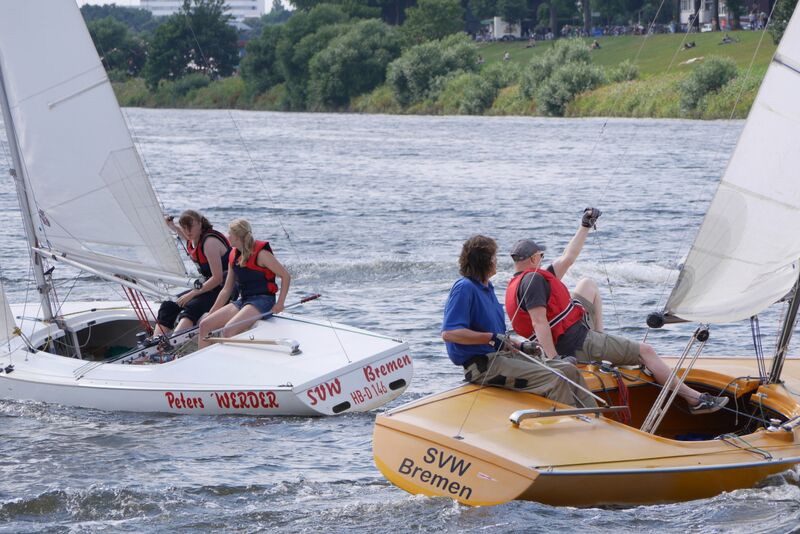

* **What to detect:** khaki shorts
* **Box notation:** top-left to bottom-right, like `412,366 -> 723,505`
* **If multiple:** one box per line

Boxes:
573,294 -> 641,367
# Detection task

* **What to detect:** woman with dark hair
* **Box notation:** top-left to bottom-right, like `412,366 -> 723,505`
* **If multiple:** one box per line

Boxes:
154,209 -> 231,337
441,235 -> 596,408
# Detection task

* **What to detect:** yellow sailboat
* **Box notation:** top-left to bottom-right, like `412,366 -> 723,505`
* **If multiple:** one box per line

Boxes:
373,5 -> 800,506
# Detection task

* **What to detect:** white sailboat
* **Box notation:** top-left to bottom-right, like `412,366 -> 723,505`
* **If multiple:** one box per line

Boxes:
0,0 -> 412,415
373,5 -> 800,505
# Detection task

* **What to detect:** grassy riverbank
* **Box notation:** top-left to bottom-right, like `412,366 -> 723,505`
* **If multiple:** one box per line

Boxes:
114,30 -> 776,119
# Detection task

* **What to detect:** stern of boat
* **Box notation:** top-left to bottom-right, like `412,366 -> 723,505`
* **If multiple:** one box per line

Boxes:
294,345 -> 413,415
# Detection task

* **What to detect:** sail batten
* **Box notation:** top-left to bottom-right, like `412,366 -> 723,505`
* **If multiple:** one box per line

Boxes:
0,0 -> 187,285
665,6 -> 800,324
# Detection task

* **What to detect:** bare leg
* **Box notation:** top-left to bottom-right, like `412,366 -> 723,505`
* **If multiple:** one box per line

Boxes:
173,317 -> 195,334
152,323 -> 172,337
573,277 -> 604,333
198,304 -> 238,348
222,305 -> 263,338
639,343 -> 703,405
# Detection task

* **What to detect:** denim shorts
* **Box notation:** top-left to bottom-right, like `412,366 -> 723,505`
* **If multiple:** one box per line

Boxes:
231,294 -> 276,316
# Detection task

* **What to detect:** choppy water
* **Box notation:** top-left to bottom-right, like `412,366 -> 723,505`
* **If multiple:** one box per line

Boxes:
1,111 -> 799,533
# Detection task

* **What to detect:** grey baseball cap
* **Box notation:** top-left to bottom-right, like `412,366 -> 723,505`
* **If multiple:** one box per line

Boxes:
510,239 -> 545,261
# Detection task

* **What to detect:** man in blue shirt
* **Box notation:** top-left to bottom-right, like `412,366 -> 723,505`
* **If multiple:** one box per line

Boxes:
441,235 -> 597,408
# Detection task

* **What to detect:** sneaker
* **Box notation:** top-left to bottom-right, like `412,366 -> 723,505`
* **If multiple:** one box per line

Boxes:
689,393 -> 729,415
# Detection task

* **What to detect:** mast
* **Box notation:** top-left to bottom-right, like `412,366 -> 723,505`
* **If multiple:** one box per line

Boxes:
769,264 -> 800,383
0,61 -> 55,322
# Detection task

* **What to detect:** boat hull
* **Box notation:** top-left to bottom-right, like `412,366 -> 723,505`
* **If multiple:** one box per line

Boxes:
0,303 -> 413,415
374,359 -> 800,506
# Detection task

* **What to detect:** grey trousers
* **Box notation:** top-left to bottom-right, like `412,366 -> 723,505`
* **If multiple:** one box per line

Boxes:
464,351 -> 598,408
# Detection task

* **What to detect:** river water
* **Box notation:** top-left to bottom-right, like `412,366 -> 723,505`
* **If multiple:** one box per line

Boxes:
1,111 -> 798,532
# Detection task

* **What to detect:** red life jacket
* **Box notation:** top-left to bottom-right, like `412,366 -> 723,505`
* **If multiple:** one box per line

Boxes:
186,229 -> 231,280
228,240 -> 279,297
504,268 -> 584,343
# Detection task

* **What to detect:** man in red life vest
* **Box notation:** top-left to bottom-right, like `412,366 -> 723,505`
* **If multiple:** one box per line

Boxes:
504,208 -> 728,415
442,235 -> 598,408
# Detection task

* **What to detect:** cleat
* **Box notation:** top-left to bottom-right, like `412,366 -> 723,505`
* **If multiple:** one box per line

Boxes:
689,393 -> 729,415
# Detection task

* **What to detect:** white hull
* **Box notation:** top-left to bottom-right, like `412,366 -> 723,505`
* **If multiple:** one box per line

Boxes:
0,302 -> 413,415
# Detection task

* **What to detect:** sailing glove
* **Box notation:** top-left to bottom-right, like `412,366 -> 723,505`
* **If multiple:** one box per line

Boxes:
490,333 -> 508,350
520,340 -> 543,356
581,207 -> 602,228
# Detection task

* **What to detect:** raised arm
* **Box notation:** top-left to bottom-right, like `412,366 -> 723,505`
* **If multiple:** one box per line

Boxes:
551,208 -> 601,279
165,216 -> 190,242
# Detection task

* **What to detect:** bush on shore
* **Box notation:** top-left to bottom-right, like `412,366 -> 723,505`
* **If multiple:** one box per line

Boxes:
679,56 -> 738,114
608,60 -> 639,83
436,72 -> 495,114
386,33 -> 478,106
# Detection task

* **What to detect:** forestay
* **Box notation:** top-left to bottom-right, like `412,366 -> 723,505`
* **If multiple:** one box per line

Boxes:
664,8 -> 800,324
0,1 -> 187,285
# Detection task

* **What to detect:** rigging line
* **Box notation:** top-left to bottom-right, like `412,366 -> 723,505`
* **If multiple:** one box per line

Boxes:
652,4 -> 781,314
182,17 -> 355,364
221,111 -> 352,364
582,0 -> 672,167
664,10 -> 703,74
724,0 -> 780,123
454,349 -> 503,439
615,366 -> 779,426
590,230 -> 622,331
568,0 -> 680,336
718,433 -> 773,460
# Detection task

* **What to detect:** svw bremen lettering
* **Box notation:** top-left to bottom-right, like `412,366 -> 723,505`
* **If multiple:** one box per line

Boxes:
423,447 -> 471,476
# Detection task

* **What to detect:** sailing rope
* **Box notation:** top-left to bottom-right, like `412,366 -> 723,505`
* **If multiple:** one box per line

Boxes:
122,287 -> 156,336
750,315 -> 767,381
718,433 -> 773,460
183,16 -> 353,364
454,342 -> 607,440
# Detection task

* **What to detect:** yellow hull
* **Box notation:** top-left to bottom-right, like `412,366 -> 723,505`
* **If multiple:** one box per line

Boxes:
374,357 -> 800,506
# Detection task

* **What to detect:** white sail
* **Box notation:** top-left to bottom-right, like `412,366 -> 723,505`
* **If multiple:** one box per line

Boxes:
0,0 -> 187,284
664,8 -> 800,324
0,283 -> 17,344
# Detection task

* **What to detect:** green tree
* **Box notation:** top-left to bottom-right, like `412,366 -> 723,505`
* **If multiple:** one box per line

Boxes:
264,0 -> 294,24
240,25 -> 285,93
469,0 -> 498,20
274,4 -> 351,108
679,56 -> 738,113
497,0 -> 528,24
242,1 -> 294,40
770,0 -> 798,43
580,0 -> 591,33
87,17 -> 147,77
308,19 -> 402,108
401,0 -> 465,45
387,33 -> 478,106
143,0 -> 239,90
80,4 -> 157,33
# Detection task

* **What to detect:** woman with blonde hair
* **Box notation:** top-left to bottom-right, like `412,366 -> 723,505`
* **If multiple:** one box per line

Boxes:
198,219 -> 291,347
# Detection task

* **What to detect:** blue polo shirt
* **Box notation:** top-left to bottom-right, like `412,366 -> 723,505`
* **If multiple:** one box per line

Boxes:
442,277 -> 506,365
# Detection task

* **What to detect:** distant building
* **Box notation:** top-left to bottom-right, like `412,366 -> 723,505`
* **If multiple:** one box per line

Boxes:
679,0 -> 775,29
140,0 -> 264,21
